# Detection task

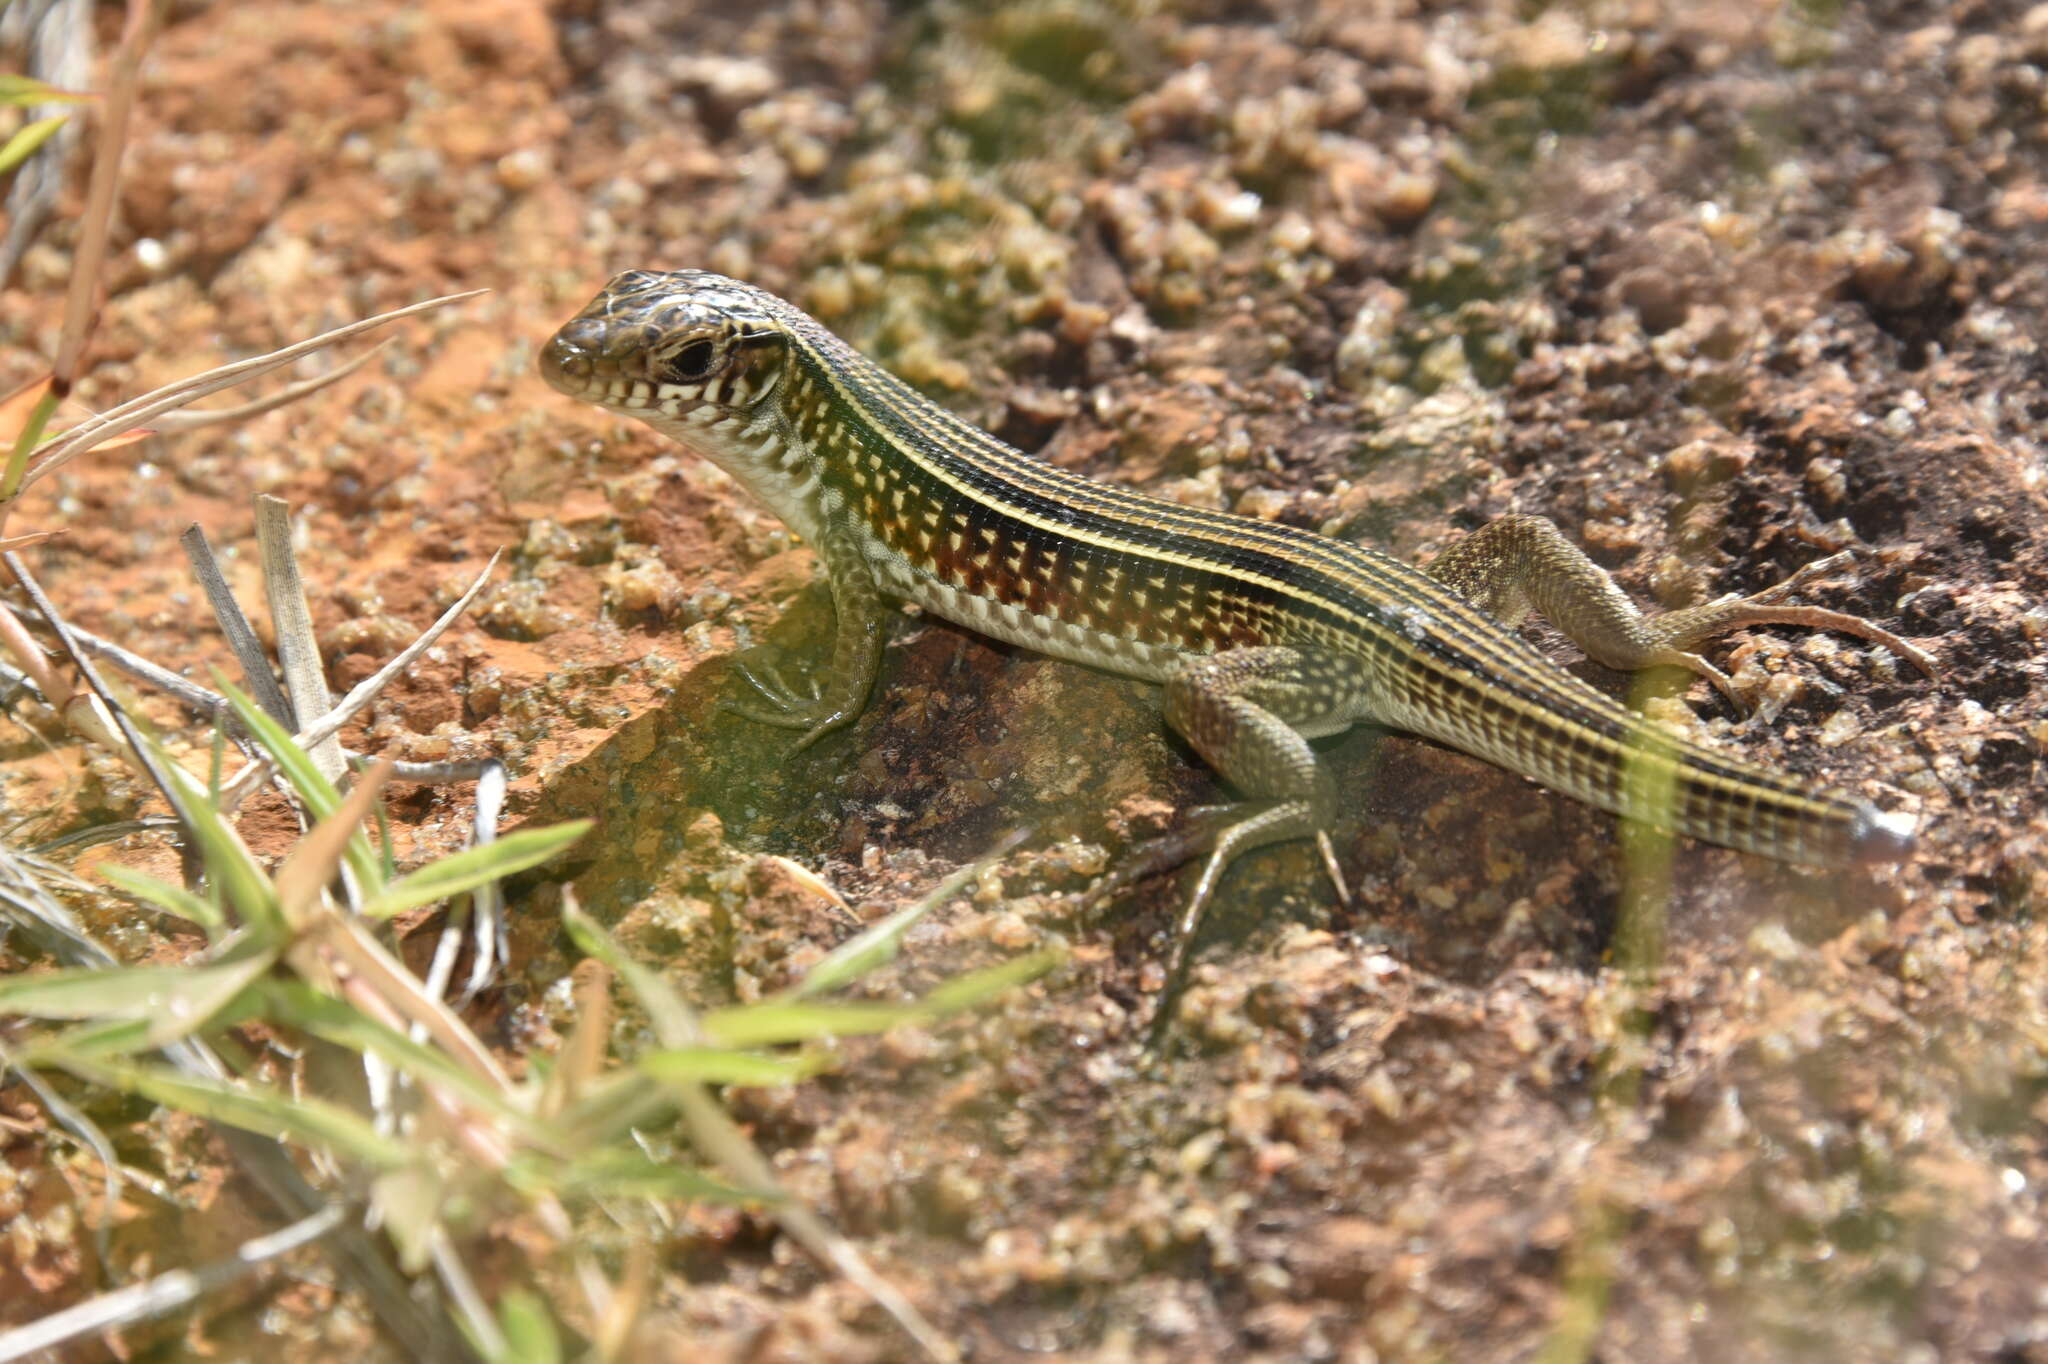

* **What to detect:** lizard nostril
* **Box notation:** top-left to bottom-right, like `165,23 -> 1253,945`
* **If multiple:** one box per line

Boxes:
539,330 -> 597,392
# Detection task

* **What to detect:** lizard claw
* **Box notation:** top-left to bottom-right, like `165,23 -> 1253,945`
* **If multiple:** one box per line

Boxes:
718,696 -> 812,730
787,708 -> 859,754
733,657 -> 823,713
721,657 -> 864,755
1726,552 -> 1940,681
1315,830 -> 1351,908
724,656 -> 849,738
1747,549 -> 1857,603
1645,648 -> 1751,716
1076,807 -> 1243,917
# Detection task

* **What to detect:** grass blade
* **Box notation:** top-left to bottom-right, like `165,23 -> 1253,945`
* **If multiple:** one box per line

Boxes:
561,896 -> 700,1046
562,896 -> 957,1362
0,942 -> 273,1041
0,115 -> 68,175
218,674 -> 340,812
0,74 -> 96,105
635,1047 -> 829,1086
152,341 -> 388,433
704,951 -> 1062,1047
273,758 -> 394,925
156,756 -> 283,937
700,1001 -> 919,1047
98,863 -> 226,936
917,948 -> 1064,1014
22,290 -> 487,492
492,1290 -> 562,1364
791,834 -> 1021,999
522,1149 -> 766,1204
54,1057 -> 415,1170
359,822 -> 591,921
218,677 -> 385,896
254,980 -> 540,1141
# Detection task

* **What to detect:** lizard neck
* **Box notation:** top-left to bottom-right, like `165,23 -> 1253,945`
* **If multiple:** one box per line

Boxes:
641,371 -> 833,546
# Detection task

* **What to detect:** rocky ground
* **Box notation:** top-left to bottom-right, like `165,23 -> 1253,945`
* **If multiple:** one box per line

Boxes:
2,0 -> 2046,1359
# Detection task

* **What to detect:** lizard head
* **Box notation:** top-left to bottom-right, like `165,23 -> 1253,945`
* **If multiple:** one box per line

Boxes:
541,269 -> 795,454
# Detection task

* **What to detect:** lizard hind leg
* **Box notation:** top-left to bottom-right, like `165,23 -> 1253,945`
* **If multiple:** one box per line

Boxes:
1425,514 -> 1935,711
1096,645 -> 1359,1027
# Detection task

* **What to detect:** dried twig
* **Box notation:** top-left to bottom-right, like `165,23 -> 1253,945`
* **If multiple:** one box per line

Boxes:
0,596 -> 137,767
0,657 -> 42,710
4,553 -> 178,798
18,290 -> 486,493
151,341 -> 389,434
49,631 -> 489,795
216,552 -> 499,811
50,0 -> 156,395
0,598 -> 62,705
377,759 -> 496,784
0,1204 -> 344,1362
34,601 -> 498,799
69,625 -> 233,728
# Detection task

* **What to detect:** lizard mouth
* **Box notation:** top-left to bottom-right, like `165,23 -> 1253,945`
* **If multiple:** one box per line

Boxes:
539,317 -> 673,412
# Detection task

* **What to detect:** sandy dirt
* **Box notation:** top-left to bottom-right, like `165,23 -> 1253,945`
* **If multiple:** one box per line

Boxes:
2,0 -> 2046,1359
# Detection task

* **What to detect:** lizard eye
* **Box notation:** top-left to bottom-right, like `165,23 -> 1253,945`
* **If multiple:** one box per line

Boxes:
658,338 -> 720,385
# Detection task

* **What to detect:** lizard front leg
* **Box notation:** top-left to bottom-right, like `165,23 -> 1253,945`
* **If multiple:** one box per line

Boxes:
726,523 -> 890,751
1424,513 -> 1935,708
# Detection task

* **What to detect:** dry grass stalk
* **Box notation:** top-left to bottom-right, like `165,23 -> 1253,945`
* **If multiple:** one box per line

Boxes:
50,0 -> 155,393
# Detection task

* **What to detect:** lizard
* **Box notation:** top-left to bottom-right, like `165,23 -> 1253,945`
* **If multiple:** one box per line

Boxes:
540,269 -> 1934,976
